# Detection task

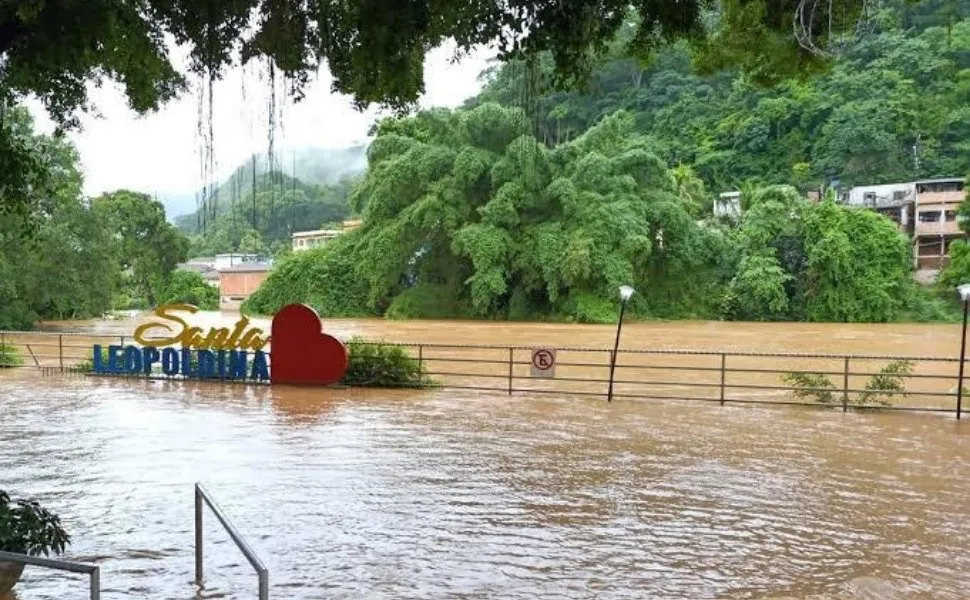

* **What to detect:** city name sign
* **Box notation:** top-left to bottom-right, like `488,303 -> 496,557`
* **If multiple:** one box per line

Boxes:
91,303 -> 349,385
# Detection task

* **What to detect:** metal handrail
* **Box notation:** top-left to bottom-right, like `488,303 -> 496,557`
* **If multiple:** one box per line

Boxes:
5,329 -> 970,416
0,550 -> 100,600
194,483 -> 268,599
0,328 -> 965,361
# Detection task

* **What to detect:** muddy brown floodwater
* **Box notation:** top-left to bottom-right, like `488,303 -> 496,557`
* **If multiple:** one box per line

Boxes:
2,314 -> 970,599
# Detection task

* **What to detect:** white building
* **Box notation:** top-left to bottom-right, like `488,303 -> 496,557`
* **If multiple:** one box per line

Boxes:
714,191 -> 742,219
214,253 -> 261,271
291,229 -> 342,251
840,182 -> 915,209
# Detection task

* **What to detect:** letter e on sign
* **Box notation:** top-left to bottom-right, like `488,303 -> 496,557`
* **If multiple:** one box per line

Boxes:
530,348 -> 557,378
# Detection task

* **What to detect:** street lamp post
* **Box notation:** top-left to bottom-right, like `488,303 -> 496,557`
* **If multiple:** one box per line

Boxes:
607,285 -> 635,403
957,284 -> 970,420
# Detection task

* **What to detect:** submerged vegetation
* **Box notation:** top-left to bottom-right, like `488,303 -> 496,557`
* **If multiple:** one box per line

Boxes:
0,343 -> 22,368
341,338 -> 433,388
783,359 -> 916,407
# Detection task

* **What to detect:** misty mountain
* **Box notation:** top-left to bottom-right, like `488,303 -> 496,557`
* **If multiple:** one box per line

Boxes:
159,144 -> 368,220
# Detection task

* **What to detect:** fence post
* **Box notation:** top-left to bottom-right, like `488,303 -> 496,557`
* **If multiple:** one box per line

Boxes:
194,486 -> 203,587
59,334 -> 64,372
418,345 -> 424,378
842,357 -> 850,412
719,353 -> 727,406
90,565 -> 101,600
508,347 -> 513,396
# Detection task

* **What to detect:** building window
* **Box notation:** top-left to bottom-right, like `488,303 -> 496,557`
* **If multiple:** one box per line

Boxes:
946,210 -> 958,221
893,190 -> 906,201
863,192 -> 876,205
919,211 -> 941,222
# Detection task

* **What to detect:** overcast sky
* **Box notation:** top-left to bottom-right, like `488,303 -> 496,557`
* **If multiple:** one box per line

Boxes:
26,43 -> 495,198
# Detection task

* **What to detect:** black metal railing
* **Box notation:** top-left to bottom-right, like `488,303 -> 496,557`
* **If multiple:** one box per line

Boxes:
1,330 -> 967,417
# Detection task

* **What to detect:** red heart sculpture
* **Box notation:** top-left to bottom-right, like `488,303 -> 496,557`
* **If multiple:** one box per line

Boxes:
270,304 -> 349,386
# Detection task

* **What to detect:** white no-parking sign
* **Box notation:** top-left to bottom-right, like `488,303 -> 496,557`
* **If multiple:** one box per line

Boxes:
530,348 -> 557,378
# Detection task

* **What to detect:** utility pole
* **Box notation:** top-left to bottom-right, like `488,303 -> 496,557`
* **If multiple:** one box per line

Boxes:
913,133 -> 921,179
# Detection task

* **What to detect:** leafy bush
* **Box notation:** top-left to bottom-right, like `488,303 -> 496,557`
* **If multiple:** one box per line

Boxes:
159,270 -> 219,310
563,291 -> 620,324
783,371 -> 838,404
784,360 -> 914,407
0,490 -> 70,556
858,360 -> 913,406
897,284 -> 961,323
243,244 -> 373,317
0,343 -> 22,367
342,337 -> 433,387
385,284 -> 470,320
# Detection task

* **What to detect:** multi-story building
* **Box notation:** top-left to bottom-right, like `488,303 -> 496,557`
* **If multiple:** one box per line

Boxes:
839,177 -> 965,281
913,177 -> 965,271
291,229 -> 342,251
291,220 -> 363,251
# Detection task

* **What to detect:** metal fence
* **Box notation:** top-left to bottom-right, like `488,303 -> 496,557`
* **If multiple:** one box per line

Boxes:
1,330 -> 968,417
195,483 -> 269,599
0,550 -> 100,600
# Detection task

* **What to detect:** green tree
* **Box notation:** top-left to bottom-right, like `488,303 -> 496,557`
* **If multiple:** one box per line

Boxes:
0,108 -> 116,327
92,190 -> 189,307
249,104 -> 726,322
723,252 -> 792,321
159,271 -> 219,310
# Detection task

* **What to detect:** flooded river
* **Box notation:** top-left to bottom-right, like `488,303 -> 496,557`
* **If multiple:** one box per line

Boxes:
2,314 -> 970,599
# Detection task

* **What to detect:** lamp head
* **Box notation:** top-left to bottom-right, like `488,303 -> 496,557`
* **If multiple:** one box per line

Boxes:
959,284 -> 970,302
619,285 -> 635,302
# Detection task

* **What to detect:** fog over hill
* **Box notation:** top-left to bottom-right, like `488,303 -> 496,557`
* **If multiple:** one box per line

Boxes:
159,144 -> 368,220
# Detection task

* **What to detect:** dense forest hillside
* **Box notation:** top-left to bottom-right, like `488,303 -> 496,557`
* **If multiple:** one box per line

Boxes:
174,145 -> 368,255
177,170 -> 358,256
158,145 -> 367,220
247,2 -> 969,324
472,2 -> 970,192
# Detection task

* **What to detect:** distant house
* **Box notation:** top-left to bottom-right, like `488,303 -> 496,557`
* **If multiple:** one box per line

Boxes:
838,177 -> 966,281
214,253 -> 264,270
291,219 -> 362,252
913,178 -> 965,273
291,229 -> 342,251
714,191 -> 742,219
839,182 -> 915,236
219,263 -> 272,310
176,259 -> 220,287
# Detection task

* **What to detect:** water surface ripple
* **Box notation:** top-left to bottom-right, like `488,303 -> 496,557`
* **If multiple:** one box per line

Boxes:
1,371 -> 969,599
